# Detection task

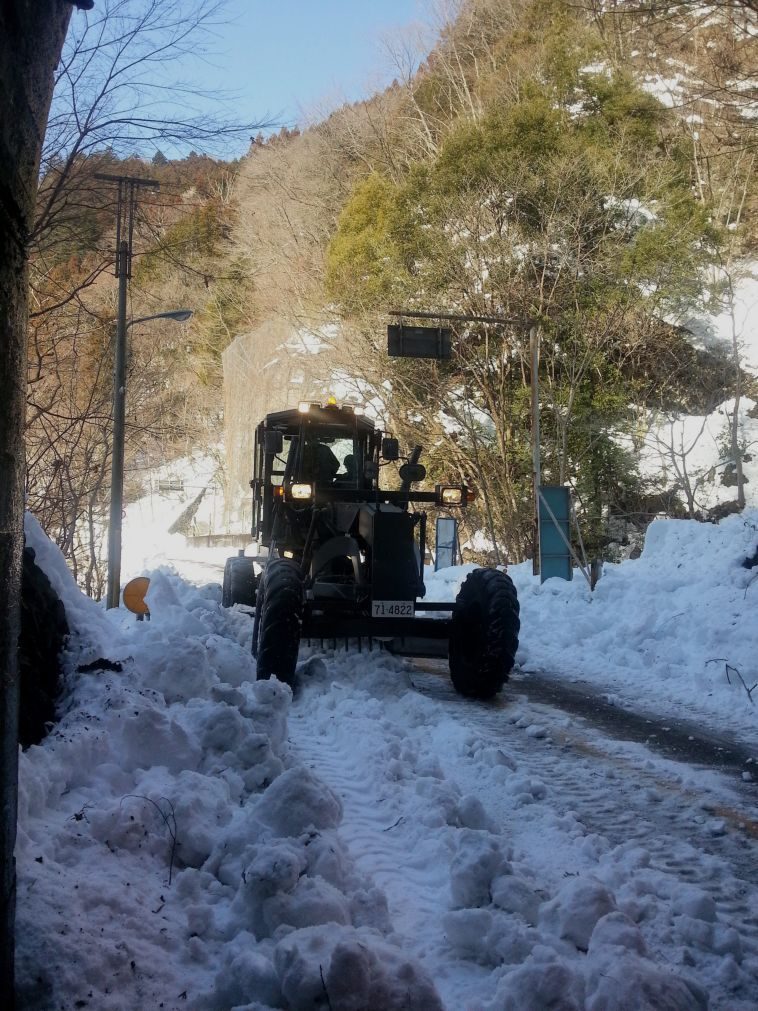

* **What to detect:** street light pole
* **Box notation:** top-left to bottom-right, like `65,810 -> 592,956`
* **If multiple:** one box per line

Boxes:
106,241 -> 129,610
106,306 -> 193,609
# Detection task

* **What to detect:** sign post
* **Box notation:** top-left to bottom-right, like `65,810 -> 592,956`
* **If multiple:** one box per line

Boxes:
538,485 -> 572,582
435,517 -> 458,570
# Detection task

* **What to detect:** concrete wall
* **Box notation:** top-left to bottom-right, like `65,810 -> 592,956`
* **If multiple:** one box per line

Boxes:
222,318 -> 336,532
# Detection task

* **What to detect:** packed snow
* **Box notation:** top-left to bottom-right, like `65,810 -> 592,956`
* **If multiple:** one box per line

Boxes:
15,503 -> 758,1009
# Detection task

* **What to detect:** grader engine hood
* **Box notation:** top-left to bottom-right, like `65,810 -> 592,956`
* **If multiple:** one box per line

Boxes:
359,504 -> 424,602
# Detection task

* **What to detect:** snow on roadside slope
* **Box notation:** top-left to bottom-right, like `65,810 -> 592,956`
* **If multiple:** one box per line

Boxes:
16,510 -> 758,1010
632,265 -> 758,515
427,509 -> 758,739
121,452 -> 224,581
631,396 -> 758,515
16,520 -> 443,1011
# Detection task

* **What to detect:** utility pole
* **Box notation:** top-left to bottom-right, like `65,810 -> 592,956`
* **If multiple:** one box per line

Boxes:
530,324 -> 541,576
94,174 -> 159,608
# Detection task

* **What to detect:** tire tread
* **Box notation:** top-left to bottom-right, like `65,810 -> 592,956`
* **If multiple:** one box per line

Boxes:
255,559 -> 303,685
449,568 -> 520,699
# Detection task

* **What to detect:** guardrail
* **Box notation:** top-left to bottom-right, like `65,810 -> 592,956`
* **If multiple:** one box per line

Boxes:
186,533 -> 250,548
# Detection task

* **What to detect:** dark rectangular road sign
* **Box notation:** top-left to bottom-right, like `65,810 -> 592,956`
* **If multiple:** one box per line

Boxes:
388,324 -> 451,360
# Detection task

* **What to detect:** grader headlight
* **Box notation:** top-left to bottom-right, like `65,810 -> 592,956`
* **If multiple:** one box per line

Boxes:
437,484 -> 466,506
290,483 -> 314,500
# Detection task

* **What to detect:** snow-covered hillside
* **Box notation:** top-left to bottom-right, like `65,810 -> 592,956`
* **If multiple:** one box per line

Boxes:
14,508 -> 758,1010
634,268 -> 758,515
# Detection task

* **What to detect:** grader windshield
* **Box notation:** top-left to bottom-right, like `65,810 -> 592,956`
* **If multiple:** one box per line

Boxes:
252,404 -> 378,544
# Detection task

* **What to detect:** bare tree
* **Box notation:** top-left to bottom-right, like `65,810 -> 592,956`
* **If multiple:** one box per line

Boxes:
25,303 -> 115,593
579,0 -> 758,124
25,0 -> 268,588
381,0 -> 556,163
719,263 -> 753,509
33,0 -> 264,307
582,1 -> 758,23
643,412 -> 714,517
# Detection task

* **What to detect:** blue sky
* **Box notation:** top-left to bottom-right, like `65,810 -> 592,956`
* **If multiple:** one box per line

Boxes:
192,0 -> 427,150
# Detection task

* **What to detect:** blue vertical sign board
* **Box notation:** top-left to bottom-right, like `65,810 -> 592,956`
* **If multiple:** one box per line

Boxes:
435,517 -> 458,570
538,485 -> 572,583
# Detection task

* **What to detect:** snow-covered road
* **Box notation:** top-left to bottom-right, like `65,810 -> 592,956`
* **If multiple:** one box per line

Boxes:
498,667 -> 756,779
288,649 -> 757,1009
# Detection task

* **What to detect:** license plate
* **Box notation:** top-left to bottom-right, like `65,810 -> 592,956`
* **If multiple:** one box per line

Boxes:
372,600 -> 414,617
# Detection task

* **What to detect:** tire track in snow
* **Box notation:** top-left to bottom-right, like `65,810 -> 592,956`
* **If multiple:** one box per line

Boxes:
287,690 -> 494,1008
410,669 -> 758,951
289,709 -> 451,932
290,658 -> 758,1009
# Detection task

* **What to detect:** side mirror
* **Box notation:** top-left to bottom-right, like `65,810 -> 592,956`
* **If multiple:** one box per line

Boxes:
381,437 -> 400,461
264,430 -> 283,455
398,462 -> 426,485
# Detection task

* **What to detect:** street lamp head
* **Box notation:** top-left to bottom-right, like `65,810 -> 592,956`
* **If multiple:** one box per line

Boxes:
127,309 -> 193,328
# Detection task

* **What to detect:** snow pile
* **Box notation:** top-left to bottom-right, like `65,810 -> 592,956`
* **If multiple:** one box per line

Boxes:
24,513 -> 117,658
16,522 -> 442,1010
427,509 -> 758,736
292,649 -> 755,1010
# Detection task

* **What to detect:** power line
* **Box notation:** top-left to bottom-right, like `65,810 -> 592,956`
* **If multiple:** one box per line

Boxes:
93,173 -> 159,278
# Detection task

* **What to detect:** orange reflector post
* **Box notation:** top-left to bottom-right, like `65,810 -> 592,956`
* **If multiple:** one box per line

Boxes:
123,576 -> 150,615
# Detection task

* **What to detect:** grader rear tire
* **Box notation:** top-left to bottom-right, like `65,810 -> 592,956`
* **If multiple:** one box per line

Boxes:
222,555 -> 257,608
449,568 -> 520,700
251,574 -> 265,658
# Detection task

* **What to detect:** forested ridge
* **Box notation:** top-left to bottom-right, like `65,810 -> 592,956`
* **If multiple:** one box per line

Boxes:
31,0 -> 758,586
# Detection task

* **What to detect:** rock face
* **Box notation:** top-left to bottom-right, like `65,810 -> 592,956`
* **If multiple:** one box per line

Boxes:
19,546 -> 69,747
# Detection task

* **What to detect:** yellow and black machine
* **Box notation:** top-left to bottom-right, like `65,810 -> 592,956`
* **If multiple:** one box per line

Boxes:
223,397 -> 519,699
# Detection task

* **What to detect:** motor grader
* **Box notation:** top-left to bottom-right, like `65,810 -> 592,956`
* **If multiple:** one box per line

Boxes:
222,399 -> 519,699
